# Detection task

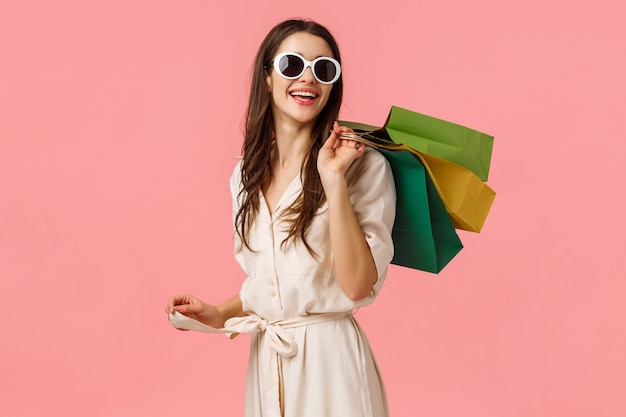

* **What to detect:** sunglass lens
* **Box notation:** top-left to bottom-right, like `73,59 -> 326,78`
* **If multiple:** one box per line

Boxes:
314,59 -> 337,83
278,54 -> 304,78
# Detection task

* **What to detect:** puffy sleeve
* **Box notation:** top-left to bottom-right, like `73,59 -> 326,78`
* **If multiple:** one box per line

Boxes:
345,147 -> 396,299
229,160 -> 247,274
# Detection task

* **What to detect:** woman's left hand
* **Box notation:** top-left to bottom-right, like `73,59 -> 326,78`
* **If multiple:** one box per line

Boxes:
317,121 -> 364,184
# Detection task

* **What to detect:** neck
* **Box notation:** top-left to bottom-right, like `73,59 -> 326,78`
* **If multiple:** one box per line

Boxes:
272,120 -> 315,169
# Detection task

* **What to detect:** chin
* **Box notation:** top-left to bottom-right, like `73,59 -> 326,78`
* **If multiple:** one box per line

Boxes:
292,108 -> 324,124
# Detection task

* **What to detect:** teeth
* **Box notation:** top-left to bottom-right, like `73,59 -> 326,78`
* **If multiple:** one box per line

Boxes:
290,91 -> 316,98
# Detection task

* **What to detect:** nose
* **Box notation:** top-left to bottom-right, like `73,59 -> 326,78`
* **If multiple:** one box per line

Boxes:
299,65 -> 316,83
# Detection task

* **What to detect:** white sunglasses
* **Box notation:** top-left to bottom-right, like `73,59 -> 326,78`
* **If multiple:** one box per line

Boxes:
272,52 -> 341,84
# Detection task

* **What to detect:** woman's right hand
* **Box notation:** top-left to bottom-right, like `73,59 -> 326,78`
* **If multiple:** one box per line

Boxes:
166,294 -> 226,328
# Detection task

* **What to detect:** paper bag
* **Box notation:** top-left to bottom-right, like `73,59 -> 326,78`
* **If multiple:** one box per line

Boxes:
377,148 -> 463,273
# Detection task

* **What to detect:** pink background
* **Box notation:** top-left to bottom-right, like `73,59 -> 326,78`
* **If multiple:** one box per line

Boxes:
1,1 -> 625,416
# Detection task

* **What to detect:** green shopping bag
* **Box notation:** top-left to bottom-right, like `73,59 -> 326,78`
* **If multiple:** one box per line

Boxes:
344,106 -> 494,181
338,126 -> 496,233
378,148 -> 463,273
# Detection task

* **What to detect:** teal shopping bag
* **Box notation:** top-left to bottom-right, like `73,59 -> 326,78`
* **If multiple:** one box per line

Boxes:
379,148 -> 463,273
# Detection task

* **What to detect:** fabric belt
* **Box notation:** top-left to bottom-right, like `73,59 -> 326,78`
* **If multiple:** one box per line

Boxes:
169,310 -> 353,417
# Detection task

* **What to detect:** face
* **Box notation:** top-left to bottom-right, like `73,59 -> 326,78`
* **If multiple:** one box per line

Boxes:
266,32 -> 336,128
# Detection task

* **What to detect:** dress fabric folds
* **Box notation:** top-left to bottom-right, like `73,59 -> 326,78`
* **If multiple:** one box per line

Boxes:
230,148 -> 397,417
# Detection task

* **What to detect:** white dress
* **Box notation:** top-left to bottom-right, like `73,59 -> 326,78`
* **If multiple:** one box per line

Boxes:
231,148 -> 397,417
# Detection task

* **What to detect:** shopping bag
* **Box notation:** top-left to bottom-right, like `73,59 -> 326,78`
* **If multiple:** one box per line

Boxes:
376,147 -> 463,273
339,130 -> 495,233
416,151 -> 495,232
343,106 -> 494,181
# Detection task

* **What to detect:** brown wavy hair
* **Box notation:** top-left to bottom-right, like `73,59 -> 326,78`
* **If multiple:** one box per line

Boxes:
235,19 -> 343,254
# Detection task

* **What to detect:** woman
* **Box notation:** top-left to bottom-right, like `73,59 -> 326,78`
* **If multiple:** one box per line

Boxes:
166,19 -> 396,417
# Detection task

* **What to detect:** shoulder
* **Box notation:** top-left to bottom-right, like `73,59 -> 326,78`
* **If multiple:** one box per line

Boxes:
229,159 -> 243,192
346,146 -> 392,184
362,146 -> 389,167
358,146 -> 390,170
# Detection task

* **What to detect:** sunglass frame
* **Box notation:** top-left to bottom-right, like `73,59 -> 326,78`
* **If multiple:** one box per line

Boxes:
272,52 -> 341,84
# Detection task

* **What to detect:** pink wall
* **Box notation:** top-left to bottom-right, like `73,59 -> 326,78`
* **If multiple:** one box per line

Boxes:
1,1 -> 625,416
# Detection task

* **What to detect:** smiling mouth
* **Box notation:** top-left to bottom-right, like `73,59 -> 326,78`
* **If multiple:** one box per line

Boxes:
290,91 -> 318,100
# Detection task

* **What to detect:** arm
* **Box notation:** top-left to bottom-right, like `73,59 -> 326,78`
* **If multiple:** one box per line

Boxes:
317,123 -> 378,300
166,293 -> 245,329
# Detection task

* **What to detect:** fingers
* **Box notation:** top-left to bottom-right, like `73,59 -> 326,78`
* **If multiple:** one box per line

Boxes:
331,122 -> 352,137
330,122 -> 362,151
323,128 -> 339,151
319,122 -> 365,178
165,294 -> 195,314
337,136 -> 364,154
340,138 -> 360,149
166,295 -> 182,314
172,304 -> 193,315
323,132 -> 337,147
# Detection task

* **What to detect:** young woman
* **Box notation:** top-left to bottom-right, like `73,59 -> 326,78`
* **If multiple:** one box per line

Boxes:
166,19 -> 396,417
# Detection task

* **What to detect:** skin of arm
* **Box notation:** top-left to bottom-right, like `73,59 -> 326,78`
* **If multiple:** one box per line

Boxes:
317,123 -> 378,301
